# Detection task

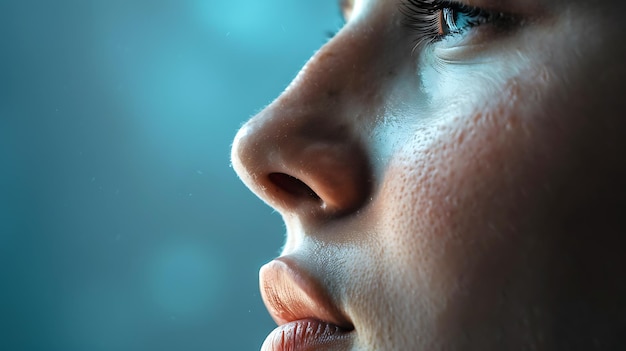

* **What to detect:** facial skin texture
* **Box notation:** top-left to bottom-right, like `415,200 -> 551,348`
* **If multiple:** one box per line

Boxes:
232,0 -> 626,349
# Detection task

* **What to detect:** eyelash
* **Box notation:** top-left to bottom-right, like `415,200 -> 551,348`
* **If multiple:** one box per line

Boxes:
401,0 -> 503,47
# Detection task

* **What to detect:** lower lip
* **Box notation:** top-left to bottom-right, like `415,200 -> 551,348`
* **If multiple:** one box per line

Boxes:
261,318 -> 352,351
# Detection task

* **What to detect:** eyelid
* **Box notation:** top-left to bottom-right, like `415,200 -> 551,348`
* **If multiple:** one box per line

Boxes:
455,0 -> 543,16
433,39 -> 494,62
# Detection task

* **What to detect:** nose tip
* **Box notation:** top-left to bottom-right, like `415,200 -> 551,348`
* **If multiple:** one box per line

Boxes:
230,104 -> 372,218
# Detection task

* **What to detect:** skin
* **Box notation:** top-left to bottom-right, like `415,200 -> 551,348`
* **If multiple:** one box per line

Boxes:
231,0 -> 626,349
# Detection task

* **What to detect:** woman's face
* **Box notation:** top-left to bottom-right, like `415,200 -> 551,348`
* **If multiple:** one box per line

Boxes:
232,0 -> 626,349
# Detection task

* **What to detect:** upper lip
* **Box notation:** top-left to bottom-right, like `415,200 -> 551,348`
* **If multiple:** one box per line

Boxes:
259,256 -> 354,330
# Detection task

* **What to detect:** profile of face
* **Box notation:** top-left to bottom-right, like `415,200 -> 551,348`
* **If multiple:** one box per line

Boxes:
232,0 -> 626,349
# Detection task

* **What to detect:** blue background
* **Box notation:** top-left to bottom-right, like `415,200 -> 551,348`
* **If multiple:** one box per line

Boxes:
0,1 -> 341,350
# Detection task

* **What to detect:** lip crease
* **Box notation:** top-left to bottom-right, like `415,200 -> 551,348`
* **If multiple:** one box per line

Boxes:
259,257 -> 354,351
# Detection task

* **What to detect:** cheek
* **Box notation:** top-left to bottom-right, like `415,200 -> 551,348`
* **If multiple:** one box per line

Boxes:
371,73 -> 572,341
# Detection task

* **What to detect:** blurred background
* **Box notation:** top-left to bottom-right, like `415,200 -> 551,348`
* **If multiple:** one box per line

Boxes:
0,0 -> 341,350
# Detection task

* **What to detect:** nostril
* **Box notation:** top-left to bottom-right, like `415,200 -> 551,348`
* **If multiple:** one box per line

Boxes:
268,173 -> 321,201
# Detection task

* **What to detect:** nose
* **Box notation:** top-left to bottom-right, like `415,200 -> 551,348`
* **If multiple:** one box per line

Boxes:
231,33 -> 376,219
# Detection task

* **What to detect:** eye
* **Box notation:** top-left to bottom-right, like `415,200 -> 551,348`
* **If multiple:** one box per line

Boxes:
438,5 -> 491,36
402,0 -> 510,46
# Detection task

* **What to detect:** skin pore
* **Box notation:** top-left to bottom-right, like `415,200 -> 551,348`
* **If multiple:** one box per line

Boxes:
232,0 -> 626,349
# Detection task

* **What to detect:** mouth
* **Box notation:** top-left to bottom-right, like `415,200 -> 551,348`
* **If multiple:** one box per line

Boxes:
259,258 -> 355,351
261,318 -> 352,351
